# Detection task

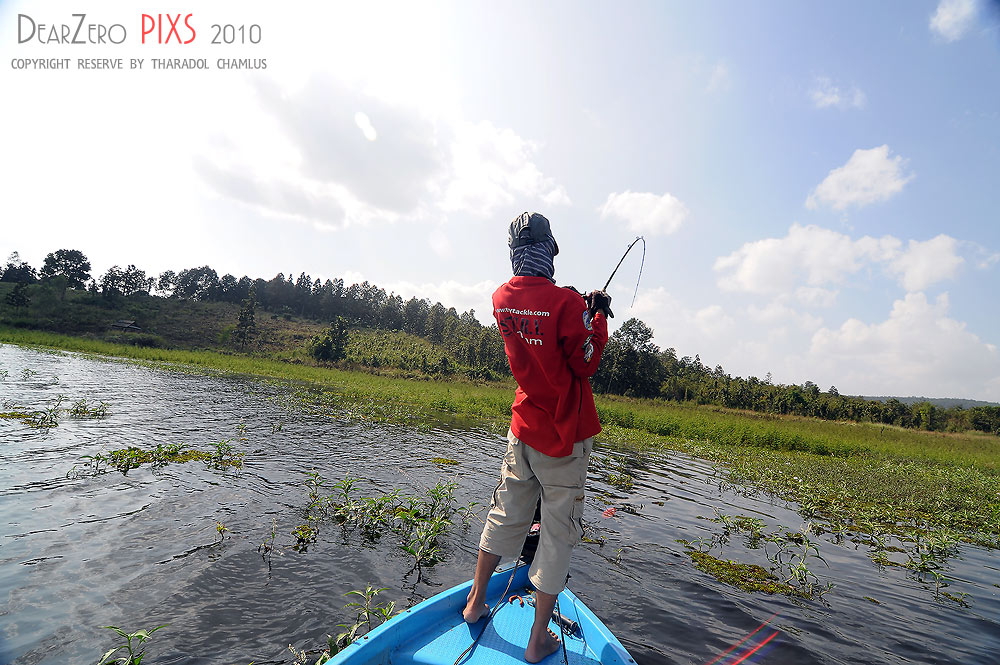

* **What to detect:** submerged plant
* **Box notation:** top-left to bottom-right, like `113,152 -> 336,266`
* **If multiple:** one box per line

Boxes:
98,624 -> 167,665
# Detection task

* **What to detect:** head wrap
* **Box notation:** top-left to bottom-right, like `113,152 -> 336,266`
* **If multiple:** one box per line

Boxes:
511,238 -> 556,282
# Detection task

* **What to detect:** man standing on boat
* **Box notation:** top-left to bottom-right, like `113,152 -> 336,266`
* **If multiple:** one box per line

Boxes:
463,212 -> 611,663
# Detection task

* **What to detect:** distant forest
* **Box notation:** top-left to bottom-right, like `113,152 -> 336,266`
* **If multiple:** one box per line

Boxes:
3,249 -> 999,437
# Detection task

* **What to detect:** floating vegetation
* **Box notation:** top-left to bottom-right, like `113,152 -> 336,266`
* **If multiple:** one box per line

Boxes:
431,457 -> 459,466
98,624 -> 167,665
71,441 -> 244,477
216,522 -> 230,543
69,398 -> 110,419
685,514 -> 834,598
684,546 -> 805,597
0,369 -> 8,380
21,368 -> 37,380
2,394 -> 111,429
302,471 -> 471,578
292,524 -> 318,551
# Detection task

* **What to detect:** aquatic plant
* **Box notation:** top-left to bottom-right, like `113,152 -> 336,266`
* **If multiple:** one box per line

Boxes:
710,510 -> 766,547
216,522 -> 229,543
21,368 -> 37,380
97,624 -> 167,665
208,438 -> 244,470
292,523 -> 318,551
71,442 -> 243,477
334,585 -> 397,654
763,525 -> 833,597
258,518 -> 279,557
69,398 -> 110,419
0,369 -> 8,380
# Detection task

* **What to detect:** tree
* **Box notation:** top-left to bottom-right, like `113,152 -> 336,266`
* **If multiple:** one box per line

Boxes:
157,270 -> 177,297
100,265 -> 150,298
40,249 -> 91,288
175,266 -> 219,300
308,318 -> 349,363
594,317 -> 665,398
2,252 -> 37,283
231,286 -> 258,349
4,282 -> 30,311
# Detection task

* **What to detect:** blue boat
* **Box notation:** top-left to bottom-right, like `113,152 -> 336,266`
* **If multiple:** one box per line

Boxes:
330,562 -> 637,665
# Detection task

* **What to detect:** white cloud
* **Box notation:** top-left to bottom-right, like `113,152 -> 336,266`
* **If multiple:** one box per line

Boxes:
354,112 -> 378,141
197,78 -> 569,228
598,191 -> 689,236
795,286 -> 839,308
930,0 -> 979,42
747,299 -> 823,332
715,225 -> 967,295
809,76 -> 867,110
714,223 -> 900,295
810,292 -> 1000,399
887,235 -> 964,291
629,287 -> 734,350
440,120 -> 570,216
805,145 -> 914,211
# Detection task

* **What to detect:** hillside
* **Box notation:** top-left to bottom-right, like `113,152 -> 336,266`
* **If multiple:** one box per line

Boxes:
863,395 -> 1000,409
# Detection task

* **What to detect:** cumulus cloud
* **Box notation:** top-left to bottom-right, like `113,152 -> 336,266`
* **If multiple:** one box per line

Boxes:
195,157 -> 349,229
805,145 -> 914,211
254,76 -> 445,215
714,224 -> 899,295
809,76 -> 867,110
598,191 -> 689,236
197,76 -> 569,229
629,287 -> 734,350
930,0 -> 979,41
714,224 -> 966,295
795,286 -> 839,308
747,299 -> 823,332
887,235 -> 964,291
440,120 -> 570,215
810,292 -> 1000,399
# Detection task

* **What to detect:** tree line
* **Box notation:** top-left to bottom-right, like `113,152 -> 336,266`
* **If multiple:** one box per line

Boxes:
4,249 -> 998,436
1,250 -> 510,379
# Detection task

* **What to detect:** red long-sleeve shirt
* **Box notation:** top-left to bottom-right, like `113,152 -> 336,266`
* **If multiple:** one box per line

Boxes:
493,276 -> 608,457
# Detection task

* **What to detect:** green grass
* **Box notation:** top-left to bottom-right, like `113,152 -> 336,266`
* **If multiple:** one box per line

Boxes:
3,325 -> 998,546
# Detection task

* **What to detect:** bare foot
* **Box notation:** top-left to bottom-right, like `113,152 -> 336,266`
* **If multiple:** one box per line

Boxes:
462,600 -> 490,624
525,628 -> 560,663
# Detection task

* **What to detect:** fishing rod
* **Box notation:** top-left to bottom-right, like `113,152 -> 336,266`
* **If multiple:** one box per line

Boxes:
602,236 -> 646,307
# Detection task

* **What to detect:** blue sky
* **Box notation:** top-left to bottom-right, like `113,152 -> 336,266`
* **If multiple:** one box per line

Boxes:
2,0 -> 998,400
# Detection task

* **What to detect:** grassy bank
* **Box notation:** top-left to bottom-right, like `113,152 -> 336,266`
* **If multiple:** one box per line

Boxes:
3,326 -> 998,546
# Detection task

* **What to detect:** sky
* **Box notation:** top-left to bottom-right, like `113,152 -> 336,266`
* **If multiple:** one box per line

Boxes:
1,0 -> 999,401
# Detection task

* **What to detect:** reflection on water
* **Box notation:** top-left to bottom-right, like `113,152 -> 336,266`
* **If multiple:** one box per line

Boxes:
1,344 -> 998,665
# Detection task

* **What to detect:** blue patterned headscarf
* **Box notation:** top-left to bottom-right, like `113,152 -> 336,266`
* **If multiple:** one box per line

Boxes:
511,238 -> 556,282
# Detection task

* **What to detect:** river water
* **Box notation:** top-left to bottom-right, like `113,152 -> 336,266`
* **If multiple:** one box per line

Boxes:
1,344 -> 998,665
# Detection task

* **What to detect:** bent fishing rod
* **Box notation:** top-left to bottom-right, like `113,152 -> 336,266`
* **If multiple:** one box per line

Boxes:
601,236 -> 646,307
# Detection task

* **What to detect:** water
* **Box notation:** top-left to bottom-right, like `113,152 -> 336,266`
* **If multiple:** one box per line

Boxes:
1,344 -> 999,665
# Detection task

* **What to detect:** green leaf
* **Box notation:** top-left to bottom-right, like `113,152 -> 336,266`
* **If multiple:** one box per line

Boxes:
98,647 -> 121,665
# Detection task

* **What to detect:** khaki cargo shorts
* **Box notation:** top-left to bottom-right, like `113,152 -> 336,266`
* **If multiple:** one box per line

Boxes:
479,429 -> 593,595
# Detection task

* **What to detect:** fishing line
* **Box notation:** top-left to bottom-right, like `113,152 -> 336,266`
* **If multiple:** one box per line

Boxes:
602,236 -> 646,308
453,559 -> 523,665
